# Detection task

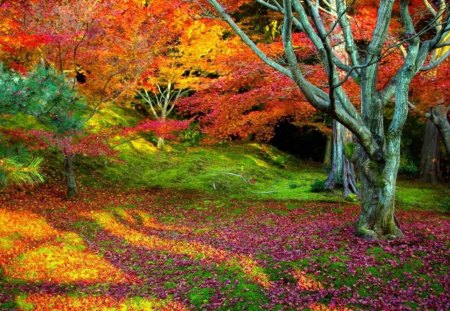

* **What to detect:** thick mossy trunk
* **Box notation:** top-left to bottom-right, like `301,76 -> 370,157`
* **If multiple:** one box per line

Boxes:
354,140 -> 403,240
325,121 -> 358,197
419,119 -> 442,183
64,155 -> 77,198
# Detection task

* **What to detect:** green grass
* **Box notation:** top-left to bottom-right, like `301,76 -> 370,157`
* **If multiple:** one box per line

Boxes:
396,180 -> 449,211
101,141 -> 338,202
95,138 -> 450,211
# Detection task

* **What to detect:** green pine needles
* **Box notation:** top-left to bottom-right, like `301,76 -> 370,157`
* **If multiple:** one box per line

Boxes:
0,156 -> 45,186
0,63 -> 88,187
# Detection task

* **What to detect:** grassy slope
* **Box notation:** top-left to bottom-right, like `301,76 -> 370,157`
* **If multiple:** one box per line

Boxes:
3,106 -> 448,209
75,105 -> 449,211
78,138 -> 448,211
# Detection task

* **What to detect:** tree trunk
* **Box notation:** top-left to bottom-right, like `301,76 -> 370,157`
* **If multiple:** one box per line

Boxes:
419,120 -> 442,183
323,133 -> 331,167
325,120 -> 358,197
64,155 -> 77,198
354,142 -> 404,240
157,137 -> 165,149
427,105 -> 450,155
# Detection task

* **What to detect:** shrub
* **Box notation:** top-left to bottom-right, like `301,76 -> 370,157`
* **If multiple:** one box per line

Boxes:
310,180 -> 326,193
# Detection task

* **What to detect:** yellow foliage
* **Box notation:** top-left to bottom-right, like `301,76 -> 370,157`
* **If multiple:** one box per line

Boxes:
129,138 -> 158,154
435,32 -> 450,59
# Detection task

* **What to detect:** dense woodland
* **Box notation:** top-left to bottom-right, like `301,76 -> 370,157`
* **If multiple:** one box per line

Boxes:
0,0 -> 449,310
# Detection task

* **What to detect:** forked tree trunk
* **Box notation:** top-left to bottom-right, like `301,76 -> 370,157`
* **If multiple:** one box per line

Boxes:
64,155 -> 77,198
325,121 -> 358,197
353,140 -> 404,240
419,120 -> 442,183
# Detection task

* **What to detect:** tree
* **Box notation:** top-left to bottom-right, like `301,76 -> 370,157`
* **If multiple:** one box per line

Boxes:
406,2 -> 450,183
174,14 -> 318,143
0,64 -> 111,197
204,0 -> 450,239
138,83 -> 188,149
175,4 -> 355,198
0,64 -> 46,187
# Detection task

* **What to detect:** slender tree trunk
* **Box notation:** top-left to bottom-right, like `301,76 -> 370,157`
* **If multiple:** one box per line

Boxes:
419,120 -> 442,183
354,139 -> 403,240
64,155 -> 77,198
157,137 -> 165,149
323,2 -> 358,197
427,105 -> 450,155
325,121 -> 358,196
323,133 -> 332,167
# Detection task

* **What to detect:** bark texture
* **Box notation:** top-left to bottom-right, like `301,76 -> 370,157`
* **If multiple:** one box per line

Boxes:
351,144 -> 404,240
324,120 -> 358,196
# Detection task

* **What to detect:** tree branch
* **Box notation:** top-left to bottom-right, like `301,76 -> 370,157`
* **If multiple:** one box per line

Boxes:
207,0 -> 293,78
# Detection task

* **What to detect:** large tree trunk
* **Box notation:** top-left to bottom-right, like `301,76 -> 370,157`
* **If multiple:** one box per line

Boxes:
324,121 -> 358,197
419,119 -> 442,183
353,141 -> 404,240
64,155 -> 77,198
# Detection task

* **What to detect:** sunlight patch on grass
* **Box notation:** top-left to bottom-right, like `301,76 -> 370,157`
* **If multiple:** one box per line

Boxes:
292,269 -> 324,291
0,209 -> 58,240
308,303 -> 353,311
0,209 -> 59,265
5,232 -> 131,284
18,294 -> 188,311
135,210 -> 192,233
86,210 -> 272,288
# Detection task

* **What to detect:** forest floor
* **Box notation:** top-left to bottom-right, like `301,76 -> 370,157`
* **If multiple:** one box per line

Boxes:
0,181 -> 448,310
1,139 -> 449,310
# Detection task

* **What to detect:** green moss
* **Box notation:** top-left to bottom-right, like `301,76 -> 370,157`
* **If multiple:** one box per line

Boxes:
100,142 -> 341,202
86,105 -> 140,132
343,142 -> 356,159
366,246 -> 396,262
188,287 -> 215,308
396,181 -> 449,210
15,295 -> 34,311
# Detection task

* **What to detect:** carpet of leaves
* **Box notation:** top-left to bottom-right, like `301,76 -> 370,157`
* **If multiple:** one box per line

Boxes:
0,185 -> 448,310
